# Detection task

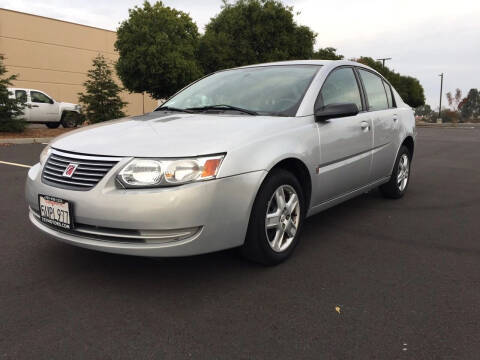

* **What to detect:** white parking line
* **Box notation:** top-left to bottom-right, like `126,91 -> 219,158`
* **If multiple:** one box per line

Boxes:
0,160 -> 32,169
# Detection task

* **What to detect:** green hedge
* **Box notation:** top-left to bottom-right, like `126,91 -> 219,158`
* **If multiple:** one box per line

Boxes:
0,119 -> 27,133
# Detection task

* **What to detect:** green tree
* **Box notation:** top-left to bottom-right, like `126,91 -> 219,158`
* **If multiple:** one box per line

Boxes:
355,57 -> 425,108
312,47 -> 344,60
0,55 -> 25,132
115,1 -> 202,99
199,0 -> 316,74
460,88 -> 480,120
415,104 -> 433,118
78,55 -> 127,124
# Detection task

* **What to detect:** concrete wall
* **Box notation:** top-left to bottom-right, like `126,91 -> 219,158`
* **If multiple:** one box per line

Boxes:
0,8 -> 158,116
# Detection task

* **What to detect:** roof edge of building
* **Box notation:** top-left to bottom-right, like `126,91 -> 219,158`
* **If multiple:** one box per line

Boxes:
0,7 -> 117,34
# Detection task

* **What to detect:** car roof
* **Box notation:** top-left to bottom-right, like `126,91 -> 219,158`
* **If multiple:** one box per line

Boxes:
233,60 -> 380,77
8,88 -> 44,91
240,59 -> 335,67
237,59 -> 365,69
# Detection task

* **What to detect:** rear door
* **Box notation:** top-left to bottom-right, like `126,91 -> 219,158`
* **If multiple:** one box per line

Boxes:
14,89 -> 30,121
314,66 -> 373,204
356,69 -> 397,181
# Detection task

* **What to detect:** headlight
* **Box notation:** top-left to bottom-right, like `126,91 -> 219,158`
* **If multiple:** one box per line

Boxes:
118,159 -> 163,186
39,145 -> 51,165
117,154 -> 225,188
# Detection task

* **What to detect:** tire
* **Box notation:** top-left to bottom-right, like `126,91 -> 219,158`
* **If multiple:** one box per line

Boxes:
380,145 -> 411,199
241,168 -> 305,265
61,112 -> 76,128
46,122 -> 60,129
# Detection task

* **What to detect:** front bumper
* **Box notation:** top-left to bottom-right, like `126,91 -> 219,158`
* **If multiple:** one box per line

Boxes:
26,162 -> 266,256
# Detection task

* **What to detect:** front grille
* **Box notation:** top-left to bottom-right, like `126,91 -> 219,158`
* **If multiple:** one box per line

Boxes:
42,149 -> 120,190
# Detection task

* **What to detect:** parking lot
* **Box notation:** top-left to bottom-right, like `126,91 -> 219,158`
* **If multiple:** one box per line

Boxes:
0,127 -> 479,359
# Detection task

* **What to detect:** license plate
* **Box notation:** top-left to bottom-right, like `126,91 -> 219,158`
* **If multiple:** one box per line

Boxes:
38,195 -> 73,229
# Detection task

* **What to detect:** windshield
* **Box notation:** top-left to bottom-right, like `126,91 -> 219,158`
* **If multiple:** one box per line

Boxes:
160,65 -> 320,116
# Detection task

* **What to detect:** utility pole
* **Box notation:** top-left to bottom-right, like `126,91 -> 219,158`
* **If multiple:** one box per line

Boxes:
376,57 -> 392,68
438,73 -> 444,123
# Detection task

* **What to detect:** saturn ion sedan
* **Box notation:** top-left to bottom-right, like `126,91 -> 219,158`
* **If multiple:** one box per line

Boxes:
26,60 -> 415,265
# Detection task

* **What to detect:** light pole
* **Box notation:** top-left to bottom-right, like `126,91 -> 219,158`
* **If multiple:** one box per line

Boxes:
376,57 -> 392,69
438,73 -> 444,123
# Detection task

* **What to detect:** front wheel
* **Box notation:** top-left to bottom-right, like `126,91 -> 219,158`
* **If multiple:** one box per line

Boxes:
60,112 -> 79,128
380,145 -> 411,199
241,169 -> 305,265
45,122 -> 60,129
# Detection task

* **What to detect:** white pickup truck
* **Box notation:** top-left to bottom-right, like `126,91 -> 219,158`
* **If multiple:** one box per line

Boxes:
8,88 -> 81,128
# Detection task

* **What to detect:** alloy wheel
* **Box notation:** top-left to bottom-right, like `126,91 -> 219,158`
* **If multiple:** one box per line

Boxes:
397,154 -> 410,192
265,185 -> 301,252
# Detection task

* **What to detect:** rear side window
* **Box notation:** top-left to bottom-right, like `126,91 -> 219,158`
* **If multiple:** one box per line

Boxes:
15,90 -> 27,102
317,67 -> 363,111
383,80 -> 395,108
358,69 -> 388,111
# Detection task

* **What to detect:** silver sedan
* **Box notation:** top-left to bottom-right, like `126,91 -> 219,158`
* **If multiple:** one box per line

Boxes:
26,60 -> 415,265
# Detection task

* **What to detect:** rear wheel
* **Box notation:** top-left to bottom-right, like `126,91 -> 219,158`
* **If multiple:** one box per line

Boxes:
241,169 -> 305,265
45,122 -> 60,129
380,145 -> 411,199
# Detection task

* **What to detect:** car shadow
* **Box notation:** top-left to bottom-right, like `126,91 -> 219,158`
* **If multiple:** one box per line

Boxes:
40,190 -> 383,284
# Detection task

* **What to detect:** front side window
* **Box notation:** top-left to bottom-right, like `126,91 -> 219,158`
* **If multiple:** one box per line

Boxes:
358,69 -> 388,111
15,90 -> 27,102
317,67 -> 363,111
31,91 -> 51,104
161,65 -> 320,116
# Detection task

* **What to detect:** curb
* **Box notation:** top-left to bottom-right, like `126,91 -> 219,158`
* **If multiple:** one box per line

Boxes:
0,137 -> 53,144
416,122 -> 479,129
416,125 -> 476,129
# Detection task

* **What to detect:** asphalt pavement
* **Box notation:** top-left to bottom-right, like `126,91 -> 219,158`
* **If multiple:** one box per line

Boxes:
0,127 -> 479,359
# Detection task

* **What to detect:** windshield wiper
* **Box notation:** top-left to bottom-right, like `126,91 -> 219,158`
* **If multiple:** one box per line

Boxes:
186,104 -> 258,115
155,106 -> 193,113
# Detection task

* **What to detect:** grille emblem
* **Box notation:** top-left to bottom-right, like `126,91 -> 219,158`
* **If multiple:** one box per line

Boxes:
63,163 -> 79,178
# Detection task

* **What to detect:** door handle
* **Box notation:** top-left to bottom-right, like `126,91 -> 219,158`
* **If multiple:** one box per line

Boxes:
360,121 -> 370,131
393,114 -> 398,122
31,104 -> 39,108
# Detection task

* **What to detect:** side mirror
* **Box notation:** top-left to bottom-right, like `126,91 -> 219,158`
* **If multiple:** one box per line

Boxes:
314,103 -> 359,121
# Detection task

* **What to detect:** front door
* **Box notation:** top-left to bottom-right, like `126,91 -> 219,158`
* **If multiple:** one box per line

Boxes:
29,90 -> 59,122
313,67 -> 373,204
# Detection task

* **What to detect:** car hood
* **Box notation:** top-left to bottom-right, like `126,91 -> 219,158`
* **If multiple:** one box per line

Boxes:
50,112 -> 299,157
59,102 -> 77,107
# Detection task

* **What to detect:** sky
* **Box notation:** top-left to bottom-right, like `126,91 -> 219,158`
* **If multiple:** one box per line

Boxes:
2,0 -> 480,109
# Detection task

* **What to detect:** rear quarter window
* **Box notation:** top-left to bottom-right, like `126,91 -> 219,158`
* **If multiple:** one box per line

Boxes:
383,81 -> 395,108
